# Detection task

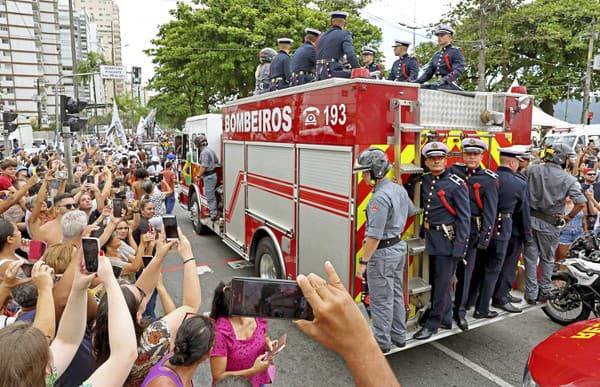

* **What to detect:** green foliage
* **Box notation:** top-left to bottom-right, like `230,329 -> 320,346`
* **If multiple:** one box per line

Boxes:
434,0 -> 600,114
146,0 -> 381,125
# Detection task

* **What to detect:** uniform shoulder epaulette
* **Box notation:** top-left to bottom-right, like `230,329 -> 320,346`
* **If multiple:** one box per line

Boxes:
483,169 -> 498,179
449,173 -> 464,186
515,172 -> 526,181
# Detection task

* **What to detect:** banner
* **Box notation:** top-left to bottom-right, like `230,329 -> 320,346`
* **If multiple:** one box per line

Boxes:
106,100 -> 127,146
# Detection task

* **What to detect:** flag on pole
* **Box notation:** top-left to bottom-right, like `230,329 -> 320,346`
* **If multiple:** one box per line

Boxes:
136,116 -> 146,137
107,100 -> 127,146
182,153 -> 193,185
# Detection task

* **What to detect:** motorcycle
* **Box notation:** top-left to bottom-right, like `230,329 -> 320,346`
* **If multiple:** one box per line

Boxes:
543,231 -> 600,325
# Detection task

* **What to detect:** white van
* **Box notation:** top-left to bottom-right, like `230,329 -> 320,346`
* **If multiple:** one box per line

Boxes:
540,125 -> 600,151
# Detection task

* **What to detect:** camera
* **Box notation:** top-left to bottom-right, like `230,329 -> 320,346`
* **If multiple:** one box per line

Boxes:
150,173 -> 163,184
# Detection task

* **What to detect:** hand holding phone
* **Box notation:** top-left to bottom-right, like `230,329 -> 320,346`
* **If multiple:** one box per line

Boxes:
265,334 -> 287,361
113,198 -> 123,218
82,237 -> 100,273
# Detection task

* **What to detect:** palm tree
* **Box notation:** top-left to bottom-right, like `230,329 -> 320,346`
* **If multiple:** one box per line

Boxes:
77,52 -> 105,136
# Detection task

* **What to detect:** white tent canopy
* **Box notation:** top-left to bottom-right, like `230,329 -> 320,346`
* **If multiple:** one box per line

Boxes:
532,106 -> 575,128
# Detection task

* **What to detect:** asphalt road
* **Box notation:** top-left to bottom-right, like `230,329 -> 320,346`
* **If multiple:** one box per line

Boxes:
159,205 -> 562,387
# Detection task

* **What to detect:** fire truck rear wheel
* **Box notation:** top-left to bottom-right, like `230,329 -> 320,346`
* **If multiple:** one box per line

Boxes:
255,237 -> 283,279
189,192 -> 208,235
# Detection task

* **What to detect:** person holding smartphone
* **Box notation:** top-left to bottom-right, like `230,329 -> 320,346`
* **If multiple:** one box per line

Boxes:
0,219 -> 31,279
209,282 -> 274,386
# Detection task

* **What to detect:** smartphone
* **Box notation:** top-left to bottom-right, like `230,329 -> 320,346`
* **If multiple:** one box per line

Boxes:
29,240 -> 47,261
109,258 -> 125,278
265,334 -> 287,361
56,171 -> 67,180
82,237 -> 100,273
162,215 -> 178,241
113,198 -> 123,218
21,262 -> 34,277
230,277 -> 314,320
86,175 -> 95,184
142,255 -> 153,268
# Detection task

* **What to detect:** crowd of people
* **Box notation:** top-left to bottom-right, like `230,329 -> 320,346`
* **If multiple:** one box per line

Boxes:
255,11 -> 464,93
0,141 -> 399,386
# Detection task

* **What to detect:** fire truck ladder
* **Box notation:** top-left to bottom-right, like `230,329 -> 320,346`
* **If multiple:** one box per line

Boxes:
389,98 -> 430,330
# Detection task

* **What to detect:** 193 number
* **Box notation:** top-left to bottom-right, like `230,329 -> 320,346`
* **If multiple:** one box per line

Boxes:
324,104 -> 347,126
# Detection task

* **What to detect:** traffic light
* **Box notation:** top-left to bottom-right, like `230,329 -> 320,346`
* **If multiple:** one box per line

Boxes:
132,66 -> 141,85
2,111 -> 18,134
60,95 -> 88,132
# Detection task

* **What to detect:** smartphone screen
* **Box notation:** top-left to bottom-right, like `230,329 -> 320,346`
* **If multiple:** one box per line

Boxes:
87,175 -> 95,184
21,262 -> 34,277
142,255 -> 153,268
162,215 -> 178,240
230,277 -> 314,320
265,334 -> 287,361
82,237 -> 99,272
113,198 -> 123,218
29,240 -> 47,261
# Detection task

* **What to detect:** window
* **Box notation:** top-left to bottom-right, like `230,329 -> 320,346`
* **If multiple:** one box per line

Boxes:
0,27 -> 8,32
5,87 -> 14,94
1,38 -> 7,44
5,76 -> 12,81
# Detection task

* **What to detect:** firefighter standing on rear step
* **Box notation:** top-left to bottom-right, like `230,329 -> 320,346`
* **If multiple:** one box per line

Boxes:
195,134 -> 219,220
354,148 -> 417,353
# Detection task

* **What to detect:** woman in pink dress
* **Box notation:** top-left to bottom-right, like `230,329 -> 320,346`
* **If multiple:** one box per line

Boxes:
209,282 -> 274,387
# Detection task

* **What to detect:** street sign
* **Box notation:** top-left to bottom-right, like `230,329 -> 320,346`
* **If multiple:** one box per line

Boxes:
594,54 -> 600,70
100,65 -> 127,80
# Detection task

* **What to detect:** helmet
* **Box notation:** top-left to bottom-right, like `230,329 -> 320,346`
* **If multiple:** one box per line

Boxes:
194,134 -> 208,148
354,148 -> 391,180
259,48 -> 277,63
544,143 -> 572,165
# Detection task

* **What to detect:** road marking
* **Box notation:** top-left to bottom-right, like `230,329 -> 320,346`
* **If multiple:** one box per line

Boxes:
196,265 -> 213,275
429,342 -> 514,387
227,260 -> 254,270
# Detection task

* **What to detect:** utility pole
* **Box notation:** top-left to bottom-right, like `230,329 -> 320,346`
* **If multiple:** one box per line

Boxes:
37,78 -> 42,131
582,16 -> 596,124
477,0 -> 486,91
68,0 -> 79,99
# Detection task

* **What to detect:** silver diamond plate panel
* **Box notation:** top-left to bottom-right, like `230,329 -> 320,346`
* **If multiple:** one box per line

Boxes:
418,89 -> 507,131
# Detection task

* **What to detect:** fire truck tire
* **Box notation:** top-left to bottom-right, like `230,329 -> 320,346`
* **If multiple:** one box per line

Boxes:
189,192 -> 208,235
255,237 -> 283,279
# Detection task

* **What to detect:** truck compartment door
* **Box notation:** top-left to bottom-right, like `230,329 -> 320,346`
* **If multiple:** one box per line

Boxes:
223,141 -> 246,246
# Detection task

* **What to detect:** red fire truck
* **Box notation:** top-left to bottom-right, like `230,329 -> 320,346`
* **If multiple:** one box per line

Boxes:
178,78 -> 535,352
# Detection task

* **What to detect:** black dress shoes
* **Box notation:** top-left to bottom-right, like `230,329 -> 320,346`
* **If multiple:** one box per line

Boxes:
507,293 -> 522,303
456,317 -> 469,331
392,340 -> 406,348
492,302 -> 522,313
440,322 -> 452,330
525,297 -> 538,305
473,310 -> 499,319
413,327 -> 438,340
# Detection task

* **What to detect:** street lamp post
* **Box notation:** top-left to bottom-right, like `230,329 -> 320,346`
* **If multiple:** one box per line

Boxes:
397,21 -> 431,54
52,71 -> 97,183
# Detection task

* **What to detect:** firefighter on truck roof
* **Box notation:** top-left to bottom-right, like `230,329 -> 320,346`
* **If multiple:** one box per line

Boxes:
290,28 -> 320,86
388,39 -> 419,83
354,148 -> 416,352
417,24 -> 465,90
316,11 -> 360,80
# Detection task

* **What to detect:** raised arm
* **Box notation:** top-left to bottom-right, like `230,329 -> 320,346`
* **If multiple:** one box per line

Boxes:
31,261 -> 56,338
86,254 -> 138,385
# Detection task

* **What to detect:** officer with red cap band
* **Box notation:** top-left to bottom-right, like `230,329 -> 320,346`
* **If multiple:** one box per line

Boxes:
414,142 -> 471,340
448,138 -> 498,331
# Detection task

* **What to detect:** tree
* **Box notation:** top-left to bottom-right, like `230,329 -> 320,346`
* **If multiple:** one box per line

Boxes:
77,52 -> 106,135
146,0 -> 382,125
434,0 -> 600,115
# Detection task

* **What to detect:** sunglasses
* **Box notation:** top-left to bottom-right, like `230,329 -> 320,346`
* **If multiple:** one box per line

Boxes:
59,203 -> 78,209
587,173 -> 597,176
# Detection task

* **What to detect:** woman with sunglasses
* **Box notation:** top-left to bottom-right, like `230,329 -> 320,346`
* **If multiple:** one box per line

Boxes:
209,282 -> 274,387
92,229 -> 202,386
142,314 -> 215,386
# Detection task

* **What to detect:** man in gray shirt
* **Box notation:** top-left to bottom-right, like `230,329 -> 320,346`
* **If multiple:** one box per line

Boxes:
524,143 -> 586,303
195,134 -> 218,219
354,148 -> 416,352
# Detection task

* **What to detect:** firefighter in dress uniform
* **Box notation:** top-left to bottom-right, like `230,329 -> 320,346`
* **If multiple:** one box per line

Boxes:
195,134 -> 219,220
468,147 -> 532,317
361,46 -> 384,79
354,148 -> 417,353
416,24 -> 464,90
254,47 -> 277,95
493,150 -> 533,312
387,40 -> 419,82
269,38 -> 293,91
316,11 -> 360,80
414,142 -> 470,340
448,138 -> 498,331
290,28 -> 320,86
523,143 -> 586,304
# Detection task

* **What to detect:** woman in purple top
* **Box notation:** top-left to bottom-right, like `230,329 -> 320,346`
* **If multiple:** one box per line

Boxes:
142,314 -> 215,387
209,282 -> 274,387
